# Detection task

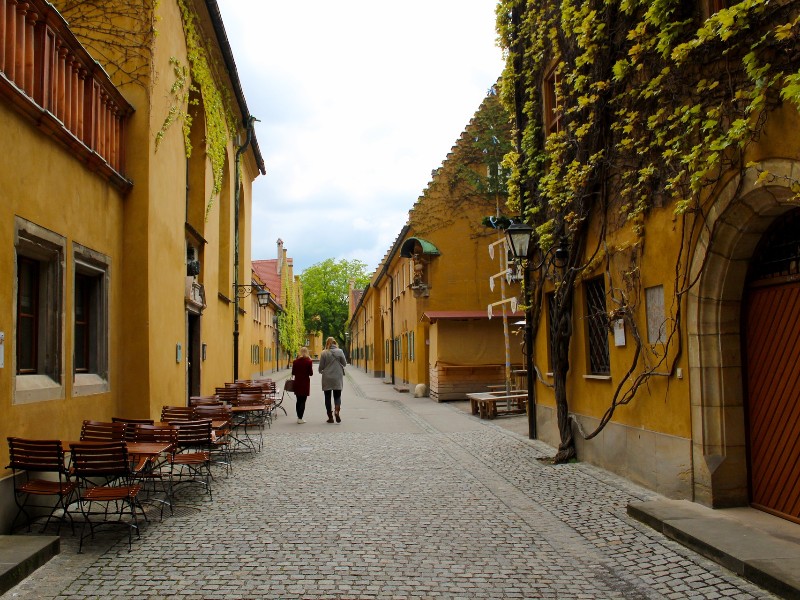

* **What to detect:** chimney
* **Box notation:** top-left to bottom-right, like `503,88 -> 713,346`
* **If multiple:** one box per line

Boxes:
276,238 -> 284,273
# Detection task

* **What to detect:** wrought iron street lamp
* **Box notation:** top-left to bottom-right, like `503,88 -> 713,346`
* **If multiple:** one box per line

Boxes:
233,284 -> 271,380
505,223 -> 569,440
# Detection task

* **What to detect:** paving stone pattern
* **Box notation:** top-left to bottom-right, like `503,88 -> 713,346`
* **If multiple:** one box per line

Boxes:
2,371 -> 777,599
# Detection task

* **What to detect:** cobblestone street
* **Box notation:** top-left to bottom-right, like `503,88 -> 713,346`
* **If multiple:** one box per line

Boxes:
2,368 -> 777,600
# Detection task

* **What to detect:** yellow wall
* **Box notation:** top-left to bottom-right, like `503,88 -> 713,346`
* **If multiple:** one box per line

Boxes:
0,102 -> 126,445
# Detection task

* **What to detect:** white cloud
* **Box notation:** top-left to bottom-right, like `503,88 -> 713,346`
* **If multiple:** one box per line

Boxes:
219,0 -> 505,273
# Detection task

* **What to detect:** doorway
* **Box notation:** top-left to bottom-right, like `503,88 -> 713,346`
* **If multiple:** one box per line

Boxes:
744,209 -> 800,522
187,313 -> 201,402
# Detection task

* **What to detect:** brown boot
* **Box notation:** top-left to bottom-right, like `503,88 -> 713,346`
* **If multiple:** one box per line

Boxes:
326,411 -> 334,423
335,408 -> 341,423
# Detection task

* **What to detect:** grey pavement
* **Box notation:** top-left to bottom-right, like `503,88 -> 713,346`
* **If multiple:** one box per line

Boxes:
1,366 -> 787,599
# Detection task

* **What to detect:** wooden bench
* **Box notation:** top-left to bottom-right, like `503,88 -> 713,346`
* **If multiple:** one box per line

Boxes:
466,391 -> 528,420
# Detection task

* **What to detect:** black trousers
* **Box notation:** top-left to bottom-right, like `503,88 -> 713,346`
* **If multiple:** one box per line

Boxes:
323,389 -> 342,413
296,395 -> 307,419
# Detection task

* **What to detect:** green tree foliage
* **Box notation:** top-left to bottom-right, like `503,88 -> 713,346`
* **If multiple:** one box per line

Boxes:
496,0 -> 800,462
301,259 -> 371,344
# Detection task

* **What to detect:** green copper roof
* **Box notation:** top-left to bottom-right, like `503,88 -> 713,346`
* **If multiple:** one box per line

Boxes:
400,237 -> 441,258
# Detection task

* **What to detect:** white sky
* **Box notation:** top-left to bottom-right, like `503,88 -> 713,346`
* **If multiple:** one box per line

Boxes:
217,1 -> 505,274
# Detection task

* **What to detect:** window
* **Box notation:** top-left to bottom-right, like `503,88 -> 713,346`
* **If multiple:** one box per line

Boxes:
385,339 -> 390,363
16,257 -> 40,374
394,336 -> 401,361
73,274 -> 92,372
73,243 -> 110,394
543,65 -> 561,136
408,331 -> 415,362
645,285 -> 666,345
15,218 -> 65,401
585,277 -> 610,375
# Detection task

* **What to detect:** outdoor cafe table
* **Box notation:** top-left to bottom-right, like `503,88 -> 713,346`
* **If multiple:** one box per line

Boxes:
63,440 -> 174,458
466,391 -> 528,420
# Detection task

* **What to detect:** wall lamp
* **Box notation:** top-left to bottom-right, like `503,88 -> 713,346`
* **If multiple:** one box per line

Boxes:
505,222 -> 570,270
234,284 -> 271,307
504,221 -> 570,441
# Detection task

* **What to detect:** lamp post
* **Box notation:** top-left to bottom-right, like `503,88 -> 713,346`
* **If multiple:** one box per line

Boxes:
505,223 -> 570,441
233,284 -> 271,381
505,223 -> 536,439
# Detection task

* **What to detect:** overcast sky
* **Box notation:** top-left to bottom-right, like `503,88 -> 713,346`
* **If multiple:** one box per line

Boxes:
217,1 -> 505,275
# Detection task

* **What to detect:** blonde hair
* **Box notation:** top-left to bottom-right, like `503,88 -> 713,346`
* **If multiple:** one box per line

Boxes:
325,337 -> 337,349
299,346 -> 309,357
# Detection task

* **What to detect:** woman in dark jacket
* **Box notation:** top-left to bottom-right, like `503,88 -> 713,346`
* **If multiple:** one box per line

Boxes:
291,346 -> 314,424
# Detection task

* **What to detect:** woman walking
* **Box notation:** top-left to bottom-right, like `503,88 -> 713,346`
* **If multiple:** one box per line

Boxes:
318,337 -> 347,423
291,347 -> 313,424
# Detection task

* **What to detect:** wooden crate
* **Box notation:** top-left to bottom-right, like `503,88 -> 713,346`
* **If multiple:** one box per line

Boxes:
429,363 -> 523,402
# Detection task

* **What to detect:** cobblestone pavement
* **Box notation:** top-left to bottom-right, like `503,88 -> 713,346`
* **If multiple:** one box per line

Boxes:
2,369 -> 777,600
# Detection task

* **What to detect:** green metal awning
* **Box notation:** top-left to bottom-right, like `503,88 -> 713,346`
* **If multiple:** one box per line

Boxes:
400,237 -> 441,258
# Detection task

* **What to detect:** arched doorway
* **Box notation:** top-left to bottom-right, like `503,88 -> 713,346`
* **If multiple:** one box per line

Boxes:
744,209 -> 800,522
688,159 -> 800,511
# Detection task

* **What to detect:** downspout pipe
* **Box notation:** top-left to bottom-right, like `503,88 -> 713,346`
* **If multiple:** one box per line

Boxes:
389,274 -> 395,385
233,116 -> 257,381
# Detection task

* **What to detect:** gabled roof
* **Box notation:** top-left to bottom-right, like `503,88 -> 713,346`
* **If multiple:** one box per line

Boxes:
205,0 -> 266,175
252,259 -> 282,304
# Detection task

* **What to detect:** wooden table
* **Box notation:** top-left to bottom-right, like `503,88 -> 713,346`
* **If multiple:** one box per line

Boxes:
466,391 -> 528,420
65,440 -> 173,454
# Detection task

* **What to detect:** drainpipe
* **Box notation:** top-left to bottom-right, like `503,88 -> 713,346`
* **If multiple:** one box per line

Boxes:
232,116 -> 257,381
389,273 -> 395,385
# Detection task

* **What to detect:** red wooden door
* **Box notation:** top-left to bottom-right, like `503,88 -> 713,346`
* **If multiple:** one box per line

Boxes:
745,281 -> 800,522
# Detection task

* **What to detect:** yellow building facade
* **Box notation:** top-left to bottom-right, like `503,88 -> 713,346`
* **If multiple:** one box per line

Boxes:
0,0 -> 264,531
350,91 -> 524,396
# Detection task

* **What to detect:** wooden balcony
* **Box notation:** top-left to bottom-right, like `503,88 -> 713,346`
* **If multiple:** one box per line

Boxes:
0,0 -> 133,191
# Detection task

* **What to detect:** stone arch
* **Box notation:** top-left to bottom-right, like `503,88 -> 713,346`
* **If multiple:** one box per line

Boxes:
688,158 -> 800,507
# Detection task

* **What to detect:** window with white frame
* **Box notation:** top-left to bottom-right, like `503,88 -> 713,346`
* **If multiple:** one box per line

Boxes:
15,217 -> 65,401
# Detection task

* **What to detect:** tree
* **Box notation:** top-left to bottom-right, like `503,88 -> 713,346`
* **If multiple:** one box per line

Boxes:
496,0 -> 800,462
301,259 -> 371,345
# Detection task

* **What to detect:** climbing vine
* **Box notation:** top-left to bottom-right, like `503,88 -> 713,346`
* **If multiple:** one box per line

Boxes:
157,0 -> 238,217
496,0 -> 800,462
278,269 -> 304,358
52,0 -> 157,88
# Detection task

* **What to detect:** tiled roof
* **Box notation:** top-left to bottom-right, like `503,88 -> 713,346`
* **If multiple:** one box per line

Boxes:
252,259 -> 282,302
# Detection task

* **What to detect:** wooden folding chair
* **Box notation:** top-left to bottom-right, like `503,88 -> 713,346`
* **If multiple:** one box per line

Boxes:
69,441 -> 143,552
170,420 -> 214,499
80,420 -> 126,442
132,424 -> 178,518
112,417 -> 155,441
6,437 -> 77,534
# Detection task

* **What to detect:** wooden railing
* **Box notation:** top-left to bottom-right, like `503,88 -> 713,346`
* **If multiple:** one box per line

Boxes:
0,0 -> 133,190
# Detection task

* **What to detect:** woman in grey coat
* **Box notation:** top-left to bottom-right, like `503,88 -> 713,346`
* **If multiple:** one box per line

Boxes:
318,336 -> 348,423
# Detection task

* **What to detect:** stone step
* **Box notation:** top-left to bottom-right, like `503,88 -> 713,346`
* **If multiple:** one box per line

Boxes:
0,535 -> 60,595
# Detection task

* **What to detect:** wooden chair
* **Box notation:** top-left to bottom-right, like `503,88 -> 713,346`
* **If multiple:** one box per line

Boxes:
170,420 -> 214,499
6,437 -> 77,534
161,406 -> 195,422
112,417 -> 155,441
69,441 -> 143,552
193,406 -> 233,473
189,396 -> 222,407
132,424 -> 178,518
214,387 -> 240,403
80,420 -> 126,442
